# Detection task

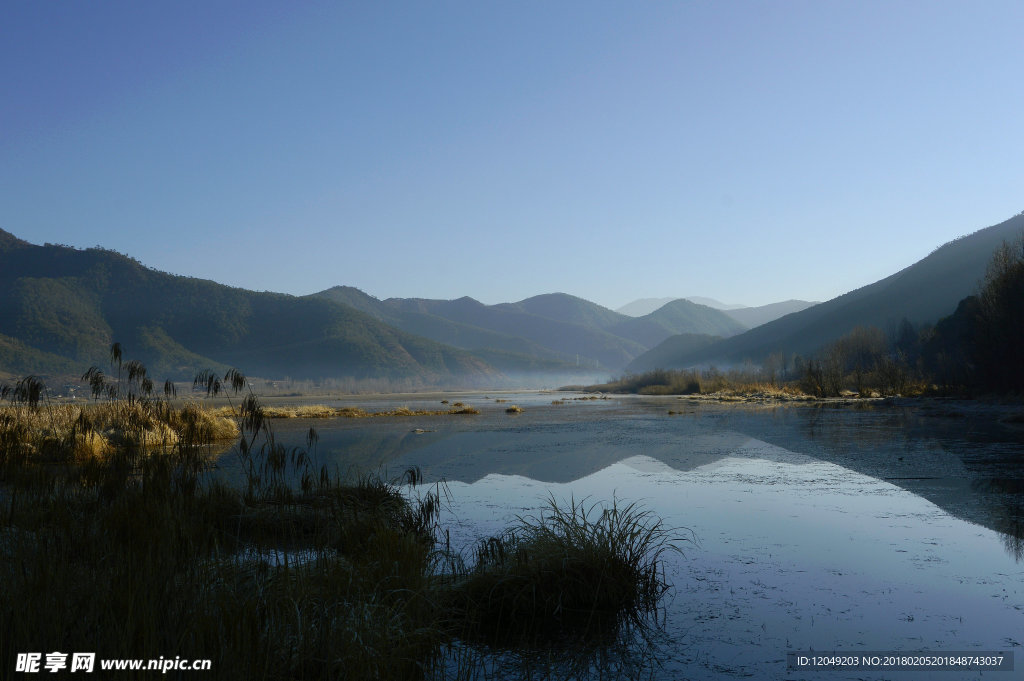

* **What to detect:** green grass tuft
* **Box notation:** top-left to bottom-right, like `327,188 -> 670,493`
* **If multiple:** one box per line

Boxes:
445,496 -> 690,648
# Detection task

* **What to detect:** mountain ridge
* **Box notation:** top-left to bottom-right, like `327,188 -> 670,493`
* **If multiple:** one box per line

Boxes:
658,213 -> 1024,367
616,294 -> 817,328
315,289 -> 748,371
0,236 -> 498,383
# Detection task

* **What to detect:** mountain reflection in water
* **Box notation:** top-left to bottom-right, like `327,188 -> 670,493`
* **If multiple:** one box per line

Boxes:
213,394 -> 1023,679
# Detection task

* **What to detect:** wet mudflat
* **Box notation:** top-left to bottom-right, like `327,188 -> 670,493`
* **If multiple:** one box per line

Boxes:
229,393 -> 1024,680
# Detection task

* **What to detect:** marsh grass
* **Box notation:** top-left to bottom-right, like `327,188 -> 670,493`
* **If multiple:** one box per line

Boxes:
445,496 -> 690,650
0,378 -> 452,680
0,401 -> 238,459
0,352 -> 681,680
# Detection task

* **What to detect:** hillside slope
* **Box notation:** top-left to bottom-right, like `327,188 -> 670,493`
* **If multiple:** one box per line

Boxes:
664,212 -> 1024,366
723,300 -> 818,328
625,334 -> 722,372
0,232 -> 497,382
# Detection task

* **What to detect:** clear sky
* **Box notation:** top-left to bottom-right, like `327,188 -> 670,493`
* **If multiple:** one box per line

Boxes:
2,1 -> 1022,309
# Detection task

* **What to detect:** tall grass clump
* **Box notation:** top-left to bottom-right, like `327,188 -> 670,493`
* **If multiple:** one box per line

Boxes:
446,496 -> 689,649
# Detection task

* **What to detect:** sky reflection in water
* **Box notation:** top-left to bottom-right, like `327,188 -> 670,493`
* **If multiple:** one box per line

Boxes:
229,395 -> 1023,679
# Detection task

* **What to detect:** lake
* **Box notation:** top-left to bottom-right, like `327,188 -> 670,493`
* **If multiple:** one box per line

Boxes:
216,392 -> 1024,680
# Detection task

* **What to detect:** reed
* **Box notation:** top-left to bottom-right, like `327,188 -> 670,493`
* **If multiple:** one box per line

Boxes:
445,496 -> 690,649
0,386 -> 447,680
0,349 -> 682,679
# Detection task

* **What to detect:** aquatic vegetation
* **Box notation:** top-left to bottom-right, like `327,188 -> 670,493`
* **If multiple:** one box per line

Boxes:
0,398 -> 238,469
0,351 -> 680,679
0,375 -> 448,680
446,496 -> 690,648
505,405 -> 524,413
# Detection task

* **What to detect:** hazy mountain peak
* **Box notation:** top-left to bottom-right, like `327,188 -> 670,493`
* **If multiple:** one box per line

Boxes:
683,296 -> 747,310
508,292 -> 624,330
615,297 -> 679,317
651,299 -> 722,315
617,296 -> 747,317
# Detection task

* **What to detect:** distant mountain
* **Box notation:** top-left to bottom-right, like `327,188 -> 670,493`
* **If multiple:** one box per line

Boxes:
625,334 -> 722,372
615,297 -> 679,317
683,296 -> 747,310
381,293 -> 647,370
659,212 -> 1024,367
315,287 -> 582,374
499,293 -> 625,330
318,290 -> 638,370
617,296 -> 812,328
616,296 -> 747,316
0,231 -> 497,382
314,290 -> 748,372
722,300 -> 818,328
610,299 -> 747,347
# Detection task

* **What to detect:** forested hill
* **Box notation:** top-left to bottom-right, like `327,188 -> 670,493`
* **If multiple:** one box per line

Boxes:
0,231 -> 497,382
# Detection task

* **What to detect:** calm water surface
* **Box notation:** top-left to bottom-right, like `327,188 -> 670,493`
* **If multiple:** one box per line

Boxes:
220,393 -> 1024,680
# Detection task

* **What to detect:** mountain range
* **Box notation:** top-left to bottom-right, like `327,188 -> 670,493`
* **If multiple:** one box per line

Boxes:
312,289 -> 745,372
1,211 -> 1019,385
0,230 -> 502,384
0,229 -> 743,383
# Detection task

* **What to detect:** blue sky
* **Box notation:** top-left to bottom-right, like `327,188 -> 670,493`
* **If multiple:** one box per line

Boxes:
2,1 -> 1022,308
